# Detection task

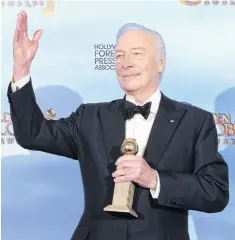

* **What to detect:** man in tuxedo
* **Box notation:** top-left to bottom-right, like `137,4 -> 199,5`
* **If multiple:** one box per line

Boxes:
7,10 -> 229,240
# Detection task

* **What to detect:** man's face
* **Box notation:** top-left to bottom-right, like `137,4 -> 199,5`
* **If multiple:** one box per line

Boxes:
115,30 -> 164,95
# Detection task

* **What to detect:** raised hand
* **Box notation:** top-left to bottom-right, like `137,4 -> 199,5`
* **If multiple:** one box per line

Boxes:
13,10 -> 43,82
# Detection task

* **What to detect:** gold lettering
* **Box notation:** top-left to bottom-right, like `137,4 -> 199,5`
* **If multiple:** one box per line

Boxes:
223,114 -> 231,123
215,114 -> 231,124
216,123 -> 225,136
224,124 -> 235,136
213,113 -> 219,123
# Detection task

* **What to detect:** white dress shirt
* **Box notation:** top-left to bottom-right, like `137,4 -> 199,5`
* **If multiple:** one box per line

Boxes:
11,74 -> 161,199
125,89 -> 161,199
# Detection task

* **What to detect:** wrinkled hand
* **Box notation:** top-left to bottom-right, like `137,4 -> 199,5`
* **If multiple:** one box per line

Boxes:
112,155 -> 157,190
13,10 -> 43,81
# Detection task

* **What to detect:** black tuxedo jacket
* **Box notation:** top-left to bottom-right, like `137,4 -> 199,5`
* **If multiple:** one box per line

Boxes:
7,80 -> 229,240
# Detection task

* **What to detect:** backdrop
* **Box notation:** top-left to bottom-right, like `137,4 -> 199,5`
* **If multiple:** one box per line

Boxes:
1,1 -> 235,239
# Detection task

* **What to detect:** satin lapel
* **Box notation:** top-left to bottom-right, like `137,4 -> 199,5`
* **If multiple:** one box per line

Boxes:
143,93 -> 187,169
99,98 -> 126,165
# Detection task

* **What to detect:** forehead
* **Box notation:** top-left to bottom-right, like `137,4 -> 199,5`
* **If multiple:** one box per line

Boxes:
116,30 -> 155,50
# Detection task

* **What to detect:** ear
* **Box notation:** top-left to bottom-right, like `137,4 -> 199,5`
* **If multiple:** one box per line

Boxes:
158,56 -> 166,73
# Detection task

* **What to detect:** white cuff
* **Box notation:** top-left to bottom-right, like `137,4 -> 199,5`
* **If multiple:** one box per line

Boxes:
11,74 -> 30,92
150,170 -> 160,199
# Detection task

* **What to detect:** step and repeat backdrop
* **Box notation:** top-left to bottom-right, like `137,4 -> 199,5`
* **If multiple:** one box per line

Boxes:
1,1 -> 235,239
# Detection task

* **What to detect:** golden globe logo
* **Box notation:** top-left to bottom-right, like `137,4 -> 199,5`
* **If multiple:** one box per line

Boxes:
213,113 -> 235,146
43,0 -> 55,15
181,0 -> 201,5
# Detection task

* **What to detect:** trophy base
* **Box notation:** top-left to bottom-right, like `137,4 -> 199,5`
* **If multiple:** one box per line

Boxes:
103,205 -> 138,218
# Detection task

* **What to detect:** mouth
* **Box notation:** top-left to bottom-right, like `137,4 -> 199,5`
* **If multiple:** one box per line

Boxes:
122,73 -> 140,78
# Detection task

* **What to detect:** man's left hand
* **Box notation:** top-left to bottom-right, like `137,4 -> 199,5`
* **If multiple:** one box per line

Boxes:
112,155 -> 157,190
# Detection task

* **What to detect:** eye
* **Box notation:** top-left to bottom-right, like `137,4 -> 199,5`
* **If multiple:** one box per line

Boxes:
116,54 -> 123,59
133,52 -> 143,56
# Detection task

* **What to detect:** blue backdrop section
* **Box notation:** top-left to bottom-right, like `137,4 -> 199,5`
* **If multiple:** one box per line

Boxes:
1,1 -> 235,240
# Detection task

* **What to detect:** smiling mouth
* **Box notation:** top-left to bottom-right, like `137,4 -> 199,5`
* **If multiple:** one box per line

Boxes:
122,74 -> 140,77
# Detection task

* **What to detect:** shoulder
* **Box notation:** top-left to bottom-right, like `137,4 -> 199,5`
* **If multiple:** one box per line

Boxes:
162,93 -> 214,123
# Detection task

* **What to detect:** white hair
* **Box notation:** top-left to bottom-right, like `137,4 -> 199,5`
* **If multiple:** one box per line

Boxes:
115,23 -> 166,80
115,23 -> 166,58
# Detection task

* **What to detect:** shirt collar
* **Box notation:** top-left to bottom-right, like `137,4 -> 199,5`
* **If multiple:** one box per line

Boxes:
125,87 -> 161,115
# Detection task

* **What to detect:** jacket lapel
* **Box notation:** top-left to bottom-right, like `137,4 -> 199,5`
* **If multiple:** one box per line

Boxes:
99,98 -> 126,165
143,93 -> 187,169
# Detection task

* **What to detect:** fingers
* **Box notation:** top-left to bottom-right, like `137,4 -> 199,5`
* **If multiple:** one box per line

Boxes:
115,156 -> 142,171
114,173 -> 136,182
14,10 -> 42,45
112,168 -> 134,178
22,10 -> 28,39
115,155 -> 140,165
113,155 -> 145,183
116,162 -> 133,170
32,29 -> 43,42
14,13 -> 22,44
14,11 -> 28,44
29,30 -> 42,60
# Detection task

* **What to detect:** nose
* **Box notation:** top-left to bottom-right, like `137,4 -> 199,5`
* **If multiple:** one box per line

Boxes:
121,54 -> 133,69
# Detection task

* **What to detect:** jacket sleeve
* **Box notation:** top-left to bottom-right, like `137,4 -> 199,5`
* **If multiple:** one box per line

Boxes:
7,78 -> 84,160
157,113 -> 229,213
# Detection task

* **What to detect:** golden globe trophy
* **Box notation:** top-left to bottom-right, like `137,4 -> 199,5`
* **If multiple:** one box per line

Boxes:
44,108 -> 56,120
103,138 -> 139,218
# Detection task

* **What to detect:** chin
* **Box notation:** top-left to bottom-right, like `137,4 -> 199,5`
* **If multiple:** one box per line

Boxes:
121,84 -> 140,93
118,77 -> 141,92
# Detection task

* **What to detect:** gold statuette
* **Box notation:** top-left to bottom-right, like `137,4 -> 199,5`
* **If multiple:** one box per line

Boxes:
44,108 -> 56,120
103,138 -> 139,218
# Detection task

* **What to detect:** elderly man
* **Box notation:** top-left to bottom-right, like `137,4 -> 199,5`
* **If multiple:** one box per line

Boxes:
8,10 -> 229,240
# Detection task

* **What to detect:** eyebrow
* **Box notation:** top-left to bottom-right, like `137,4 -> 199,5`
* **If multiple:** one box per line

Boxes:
131,47 -> 146,51
115,47 -> 146,53
115,49 -> 124,53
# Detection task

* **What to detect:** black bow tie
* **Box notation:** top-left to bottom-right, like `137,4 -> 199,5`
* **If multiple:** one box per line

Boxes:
124,101 -> 152,120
